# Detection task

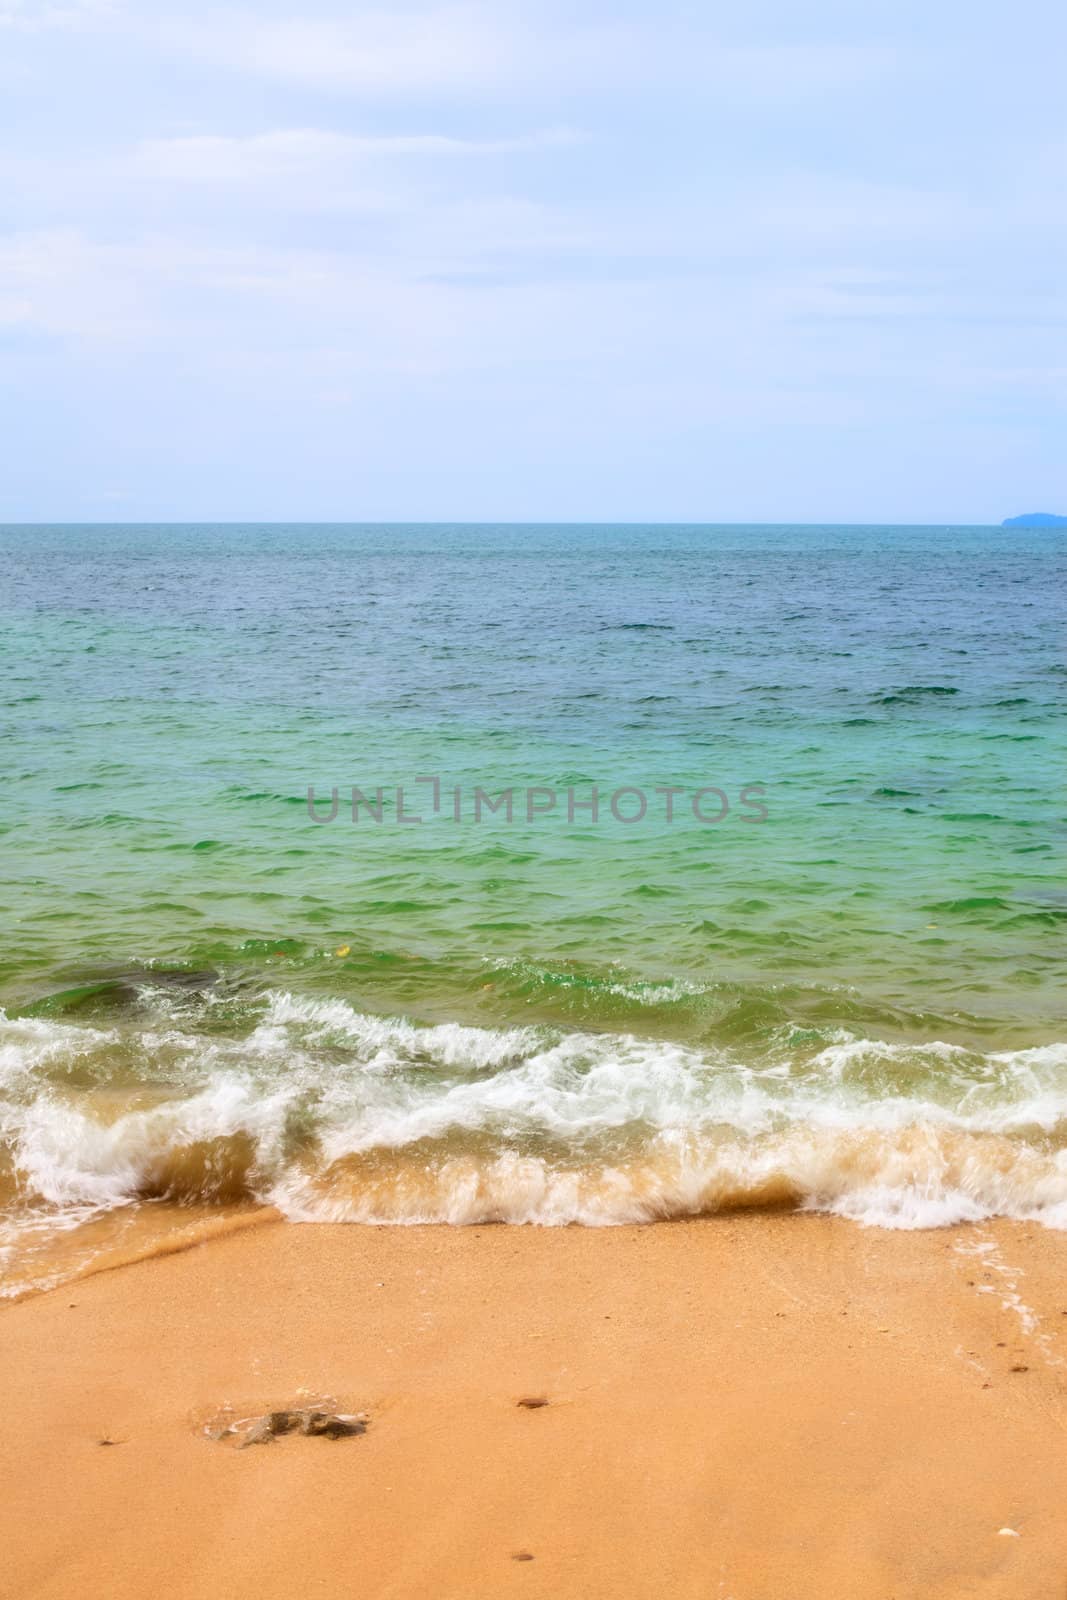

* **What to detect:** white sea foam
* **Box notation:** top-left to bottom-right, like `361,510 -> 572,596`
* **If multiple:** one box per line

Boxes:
2,998 -> 1067,1251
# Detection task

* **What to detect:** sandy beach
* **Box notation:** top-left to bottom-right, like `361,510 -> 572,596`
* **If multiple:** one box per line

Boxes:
5,0 -> 1065,1588
2,1214 -> 1066,1600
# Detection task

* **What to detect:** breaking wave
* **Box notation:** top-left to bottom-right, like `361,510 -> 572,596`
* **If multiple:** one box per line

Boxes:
3,987 -> 1067,1295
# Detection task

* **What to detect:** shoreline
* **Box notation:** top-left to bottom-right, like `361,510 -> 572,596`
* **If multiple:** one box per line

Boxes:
2,1214 -> 1066,1598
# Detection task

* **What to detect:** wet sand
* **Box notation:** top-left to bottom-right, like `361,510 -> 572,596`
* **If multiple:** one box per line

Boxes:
2,1214 -> 1066,1599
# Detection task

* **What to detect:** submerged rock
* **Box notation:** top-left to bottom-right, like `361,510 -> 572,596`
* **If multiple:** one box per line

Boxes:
213,1406 -> 369,1447
236,1417 -> 276,1449
320,1413 -> 368,1439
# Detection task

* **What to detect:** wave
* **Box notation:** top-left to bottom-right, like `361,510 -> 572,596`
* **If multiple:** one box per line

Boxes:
3,991 -> 1067,1293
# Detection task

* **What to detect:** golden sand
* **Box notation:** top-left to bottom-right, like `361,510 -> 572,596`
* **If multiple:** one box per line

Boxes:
2,1214 -> 1066,1599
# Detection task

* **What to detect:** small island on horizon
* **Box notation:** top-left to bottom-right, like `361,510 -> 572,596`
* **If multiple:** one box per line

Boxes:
1002,511 -> 1067,527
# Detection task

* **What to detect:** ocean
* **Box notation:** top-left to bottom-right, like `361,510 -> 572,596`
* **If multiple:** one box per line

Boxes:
1,523 -> 1064,1293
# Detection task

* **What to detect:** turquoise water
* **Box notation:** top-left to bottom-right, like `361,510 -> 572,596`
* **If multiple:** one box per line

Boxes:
1,524 -> 1065,1276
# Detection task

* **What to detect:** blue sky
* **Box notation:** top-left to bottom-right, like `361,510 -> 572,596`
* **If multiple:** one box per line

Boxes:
1,0 -> 1065,521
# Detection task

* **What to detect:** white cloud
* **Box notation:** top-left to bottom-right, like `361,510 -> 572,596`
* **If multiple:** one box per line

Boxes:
159,7 -> 508,94
156,7 -> 897,100
0,0 -> 112,28
137,127 -> 581,182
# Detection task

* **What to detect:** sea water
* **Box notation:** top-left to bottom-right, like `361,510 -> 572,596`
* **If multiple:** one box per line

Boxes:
1,524 -> 1064,1290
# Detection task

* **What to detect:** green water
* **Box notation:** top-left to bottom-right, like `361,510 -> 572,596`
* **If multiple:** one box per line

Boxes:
0,524 -> 1064,1252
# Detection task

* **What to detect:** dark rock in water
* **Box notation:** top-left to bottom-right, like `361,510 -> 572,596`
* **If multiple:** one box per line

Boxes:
318,1413 -> 368,1439
296,1410 -> 369,1437
236,1417 -> 276,1449
20,964 -> 220,1020
22,979 -> 140,1018
221,1407 -> 369,1447
153,967 -> 220,992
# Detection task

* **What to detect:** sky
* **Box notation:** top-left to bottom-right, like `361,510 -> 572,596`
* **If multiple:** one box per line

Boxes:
1,0 -> 1065,522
